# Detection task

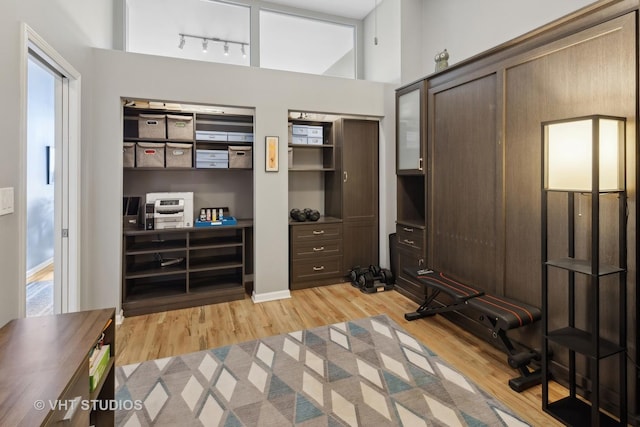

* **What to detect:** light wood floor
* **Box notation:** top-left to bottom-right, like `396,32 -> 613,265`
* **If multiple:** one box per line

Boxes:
116,283 -> 564,426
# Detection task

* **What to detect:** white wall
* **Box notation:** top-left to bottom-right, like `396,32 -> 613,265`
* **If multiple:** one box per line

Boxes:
419,0 -> 598,78
0,0 -> 113,327
364,0 -> 401,83
88,49 -> 392,312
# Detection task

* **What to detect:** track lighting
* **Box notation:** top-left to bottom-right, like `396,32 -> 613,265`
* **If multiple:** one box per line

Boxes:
177,33 -> 249,57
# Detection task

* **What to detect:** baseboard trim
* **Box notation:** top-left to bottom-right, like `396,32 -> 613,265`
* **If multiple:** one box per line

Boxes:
251,289 -> 291,303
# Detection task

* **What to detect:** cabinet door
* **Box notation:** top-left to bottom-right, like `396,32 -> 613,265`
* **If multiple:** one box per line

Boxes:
396,81 -> 425,174
342,119 -> 379,270
343,221 -> 378,272
342,119 -> 378,222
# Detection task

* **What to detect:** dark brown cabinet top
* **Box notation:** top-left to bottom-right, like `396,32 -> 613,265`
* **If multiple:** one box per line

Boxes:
0,308 -> 114,426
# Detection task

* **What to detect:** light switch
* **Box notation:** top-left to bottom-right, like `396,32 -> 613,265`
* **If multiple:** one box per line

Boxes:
0,187 -> 14,216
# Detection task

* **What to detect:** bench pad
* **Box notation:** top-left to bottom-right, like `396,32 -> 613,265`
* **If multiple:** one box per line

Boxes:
411,269 -> 540,330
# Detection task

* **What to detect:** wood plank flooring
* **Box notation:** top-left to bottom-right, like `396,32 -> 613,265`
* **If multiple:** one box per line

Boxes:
116,284 -> 564,426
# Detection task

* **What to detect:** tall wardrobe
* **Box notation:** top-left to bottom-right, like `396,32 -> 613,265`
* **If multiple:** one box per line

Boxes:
394,0 -> 639,421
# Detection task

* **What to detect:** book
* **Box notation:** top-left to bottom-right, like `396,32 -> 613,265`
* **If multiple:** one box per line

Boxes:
89,344 -> 110,392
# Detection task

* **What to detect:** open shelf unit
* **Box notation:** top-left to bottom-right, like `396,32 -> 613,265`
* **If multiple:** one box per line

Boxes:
288,119 -> 334,171
122,220 -> 252,317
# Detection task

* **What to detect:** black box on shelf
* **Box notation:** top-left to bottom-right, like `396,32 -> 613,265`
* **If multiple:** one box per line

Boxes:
123,196 -> 141,230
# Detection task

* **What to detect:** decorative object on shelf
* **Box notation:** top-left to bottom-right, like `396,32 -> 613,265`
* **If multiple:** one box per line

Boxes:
541,114 -> 627,426
265,136 -> 279,172
290,208 -> 320,222
434,49 -> 449,72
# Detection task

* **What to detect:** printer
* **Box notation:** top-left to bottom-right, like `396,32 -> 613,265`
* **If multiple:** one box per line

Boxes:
146,192 -> 194,229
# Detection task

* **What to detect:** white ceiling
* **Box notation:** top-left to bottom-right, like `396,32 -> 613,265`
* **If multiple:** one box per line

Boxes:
264,0 -> 377,20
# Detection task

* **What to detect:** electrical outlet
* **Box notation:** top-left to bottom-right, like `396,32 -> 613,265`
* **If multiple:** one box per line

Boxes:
0,187 -> 14,216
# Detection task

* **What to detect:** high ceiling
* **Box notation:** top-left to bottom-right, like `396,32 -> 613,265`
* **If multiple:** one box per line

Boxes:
254,0 -> 377,20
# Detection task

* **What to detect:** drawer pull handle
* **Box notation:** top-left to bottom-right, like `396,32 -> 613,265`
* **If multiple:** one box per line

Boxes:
403,239 -> 415,245
313,266 -> 325,271
403,227 -> 414,232
62,396 -> 82,422
313,247 -> 325,251
312,230 -> 325,235
418,157 -> 423,171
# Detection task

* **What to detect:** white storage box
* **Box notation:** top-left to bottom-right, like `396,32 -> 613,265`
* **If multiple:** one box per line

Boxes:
123,142 -> 135,167
291,136 -> 307,145
196,160 -> 228,169
229,146 -> 253,169
292,125 -> 308,136
167,114 -> 194,140
227,132 -> 254,143
196,131 -> 227,141
166,143 -> 193,168
307,137 -> 323,145
196,149 -> 229,162
136,142 -> 165,168
288,147 -> 293,168
138,114 -> 166,139
307,126 -> 323,138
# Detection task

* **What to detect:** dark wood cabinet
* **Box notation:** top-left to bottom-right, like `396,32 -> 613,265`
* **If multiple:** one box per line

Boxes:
395,81 -> 427,300
395,4 -> 639,419
289,218 -> 343,289
121,101 -> 255,316
122,223 -> 251,316
0,309 -> 115,426
396,81 -> 425,175
327,119 -> 379,273
288,116 -> 379,289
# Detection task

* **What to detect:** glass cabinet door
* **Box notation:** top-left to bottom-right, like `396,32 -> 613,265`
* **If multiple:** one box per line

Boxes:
396,82 -> 424,174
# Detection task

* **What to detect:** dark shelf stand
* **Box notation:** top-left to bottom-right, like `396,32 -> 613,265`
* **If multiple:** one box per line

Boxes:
541,118 -> 627,426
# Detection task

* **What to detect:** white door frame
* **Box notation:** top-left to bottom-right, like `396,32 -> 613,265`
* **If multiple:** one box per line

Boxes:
19,23 -> 82,315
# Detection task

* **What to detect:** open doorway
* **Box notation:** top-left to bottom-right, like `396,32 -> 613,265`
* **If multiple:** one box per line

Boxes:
25,54 -> 60,316
21,25 -> 82,317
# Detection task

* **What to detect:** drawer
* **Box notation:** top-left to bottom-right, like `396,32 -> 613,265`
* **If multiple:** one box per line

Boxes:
396,224 -> 424,250
292,239 -> 342,259
291,223 -> 342,242
44,359 -> 90,426
395,246 -> 426,303
291,256 -> 343,282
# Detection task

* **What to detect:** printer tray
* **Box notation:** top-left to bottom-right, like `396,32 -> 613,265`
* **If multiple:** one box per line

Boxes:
195,217 -> 238,227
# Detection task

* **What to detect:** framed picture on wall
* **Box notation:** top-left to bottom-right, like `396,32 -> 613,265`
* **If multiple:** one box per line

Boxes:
265,136 -> 278,172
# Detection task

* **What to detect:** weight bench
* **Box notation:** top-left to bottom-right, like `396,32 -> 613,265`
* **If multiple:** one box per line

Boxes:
404,268 -> 542,392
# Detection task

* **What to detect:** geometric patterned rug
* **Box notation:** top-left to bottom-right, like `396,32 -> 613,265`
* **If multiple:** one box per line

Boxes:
115,314 -> 530,426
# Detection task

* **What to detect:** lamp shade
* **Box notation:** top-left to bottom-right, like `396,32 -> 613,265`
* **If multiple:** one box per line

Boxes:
543,115 -> 625,191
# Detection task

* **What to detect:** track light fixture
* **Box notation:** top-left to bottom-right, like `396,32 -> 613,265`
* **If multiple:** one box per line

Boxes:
178,33 -> 249,57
